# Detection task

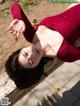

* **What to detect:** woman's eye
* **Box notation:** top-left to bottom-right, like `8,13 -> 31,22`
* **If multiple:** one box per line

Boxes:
22,52 -> 28,57
24,52 -> 28,56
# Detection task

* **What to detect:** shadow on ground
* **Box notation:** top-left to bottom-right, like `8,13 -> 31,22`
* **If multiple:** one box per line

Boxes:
38,81 -> 80,106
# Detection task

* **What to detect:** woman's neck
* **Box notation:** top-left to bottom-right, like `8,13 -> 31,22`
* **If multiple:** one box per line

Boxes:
32,32 -> 48,56
33,41 -> 47,57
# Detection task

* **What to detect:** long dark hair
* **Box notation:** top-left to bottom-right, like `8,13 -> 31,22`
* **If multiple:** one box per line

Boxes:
5,49 -> 45,89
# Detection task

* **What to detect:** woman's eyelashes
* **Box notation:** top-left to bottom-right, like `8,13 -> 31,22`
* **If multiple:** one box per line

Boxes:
24,52 -> 28,56
22,51 -> 28,57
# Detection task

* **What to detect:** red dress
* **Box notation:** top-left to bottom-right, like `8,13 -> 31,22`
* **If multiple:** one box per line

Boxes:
11,3 -> 80,62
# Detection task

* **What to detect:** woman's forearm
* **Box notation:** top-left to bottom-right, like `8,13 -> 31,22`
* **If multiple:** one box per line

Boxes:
11,2 -> 36,42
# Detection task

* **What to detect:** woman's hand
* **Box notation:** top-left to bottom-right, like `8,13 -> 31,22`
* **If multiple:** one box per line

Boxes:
8,19 -> 26,41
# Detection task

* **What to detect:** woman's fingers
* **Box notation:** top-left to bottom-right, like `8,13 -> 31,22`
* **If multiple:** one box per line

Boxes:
15,31 -> 21,41
8,19 -> 26,41
16,27 -> 23,40
8,19 -> 19,31
12,30 -> 17,36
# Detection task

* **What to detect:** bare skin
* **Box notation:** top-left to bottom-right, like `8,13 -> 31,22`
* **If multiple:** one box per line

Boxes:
34,26 -> 63,56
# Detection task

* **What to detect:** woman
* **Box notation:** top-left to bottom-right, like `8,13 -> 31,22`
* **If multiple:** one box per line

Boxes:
7,2 -> 80,68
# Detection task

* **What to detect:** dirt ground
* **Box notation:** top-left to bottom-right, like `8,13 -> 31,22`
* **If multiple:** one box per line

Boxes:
0,0 -> 70,73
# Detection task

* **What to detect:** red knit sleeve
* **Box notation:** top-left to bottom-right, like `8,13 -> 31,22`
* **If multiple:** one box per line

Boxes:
10,3 -> 36,43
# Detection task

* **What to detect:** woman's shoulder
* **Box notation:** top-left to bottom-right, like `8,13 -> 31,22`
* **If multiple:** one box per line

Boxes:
66,3 -> 79,10
36,25 -> 48,34
36,25 -> 63,41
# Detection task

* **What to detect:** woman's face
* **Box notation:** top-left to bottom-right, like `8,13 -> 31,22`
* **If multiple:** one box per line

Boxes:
18,46 -> 42,69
